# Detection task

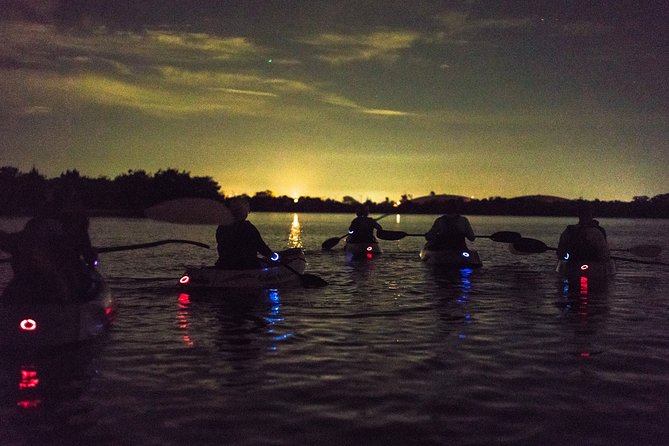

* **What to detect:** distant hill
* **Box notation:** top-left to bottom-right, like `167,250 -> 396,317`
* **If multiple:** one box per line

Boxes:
409,194 -> 471,204
510,195 -> 571,203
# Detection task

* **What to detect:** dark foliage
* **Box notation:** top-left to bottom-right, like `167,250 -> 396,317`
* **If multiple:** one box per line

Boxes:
0,166 -> 667,218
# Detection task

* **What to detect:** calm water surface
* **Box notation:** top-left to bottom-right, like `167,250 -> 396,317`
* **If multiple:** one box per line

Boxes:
1,214 -> 668,445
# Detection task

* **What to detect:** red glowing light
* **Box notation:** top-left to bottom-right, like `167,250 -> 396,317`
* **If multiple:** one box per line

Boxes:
17,399 -> 42,409
579,276 -> 589,296
178,293 -> 191,304
19,369 -> 39,389
20,319 -> 37,331
179,275 -> 190,284
366,253 -> 373,259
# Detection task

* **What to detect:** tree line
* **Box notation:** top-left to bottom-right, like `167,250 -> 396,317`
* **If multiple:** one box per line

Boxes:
1,166 -> 667,218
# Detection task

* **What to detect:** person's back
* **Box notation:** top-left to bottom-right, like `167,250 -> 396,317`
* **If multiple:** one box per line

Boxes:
425,201 -> 475,250
215,220 -> 272,269
557,207 -> 609,262
347,206 -> 381,243
215,198 -> 274,270
4,186 -> 97,302
558,222 -> 609,262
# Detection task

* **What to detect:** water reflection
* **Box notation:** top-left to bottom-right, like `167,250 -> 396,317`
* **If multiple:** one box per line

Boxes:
0,342 -> 102,445
288,213 -> 303,248
430,267 -> 475,340
558,276 -> 610,361
175,289 -> 293,354
176,293 -> 194,347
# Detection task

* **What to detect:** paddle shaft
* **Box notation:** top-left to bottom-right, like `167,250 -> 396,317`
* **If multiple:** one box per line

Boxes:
263,257 -> 328,287
0,239 -> 209,263
97,239 -> 210,253
321,213 -> 394,250
514,238 -> 669,266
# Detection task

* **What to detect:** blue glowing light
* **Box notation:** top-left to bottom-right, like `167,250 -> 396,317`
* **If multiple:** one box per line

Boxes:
564,253 -> 570,260
271,252 -> 280,261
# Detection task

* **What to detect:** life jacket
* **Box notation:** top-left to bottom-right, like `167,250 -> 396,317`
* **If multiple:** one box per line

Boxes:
215,221 -> 267,269
429,215 -> 467,250
348,217 -> 377,243
564,222 -> 607,262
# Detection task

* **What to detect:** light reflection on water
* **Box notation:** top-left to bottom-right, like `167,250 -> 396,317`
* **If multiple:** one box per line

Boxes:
1,214 -> 668,445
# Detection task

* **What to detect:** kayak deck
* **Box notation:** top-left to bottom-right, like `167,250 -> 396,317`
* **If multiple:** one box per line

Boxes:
0,272 -> 115,350
556,258 -> 616,281
420,247 -> 483,268
344,241 -> 382,261
179,248 -> 307,289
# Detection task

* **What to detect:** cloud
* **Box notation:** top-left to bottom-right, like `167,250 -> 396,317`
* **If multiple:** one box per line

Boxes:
299,30 -> 421,64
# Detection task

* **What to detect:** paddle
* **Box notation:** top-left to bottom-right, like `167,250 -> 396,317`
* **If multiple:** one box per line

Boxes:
97,239 -> 210,253
512,237 -> 669,266
321,213 -> 394,250
144,197 -> 233,225
611,245 -> 662,258
0,239 -> 209,264
377,229 -> 522,243
278,262 -> 328,288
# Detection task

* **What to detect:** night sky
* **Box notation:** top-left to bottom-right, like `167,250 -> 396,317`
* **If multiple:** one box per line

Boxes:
1,1 -> 667,202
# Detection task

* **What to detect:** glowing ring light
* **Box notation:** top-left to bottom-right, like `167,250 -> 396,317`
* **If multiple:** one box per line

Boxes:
366,246 -> 373,251
580,264 -> 589,270
20,319 -> 37,331
461,251 -> 470,258
179,275 -> 191,285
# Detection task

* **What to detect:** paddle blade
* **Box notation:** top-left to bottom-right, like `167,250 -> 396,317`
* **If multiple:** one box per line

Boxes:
486,231 -> 522,243
512,238 -> 551,254
615,244 -> 663,258
145,198 -> 233,225
322,236 -> 344,250
376,230 -> 407,241
97,239 -> 210,253
301,273 -> 329,288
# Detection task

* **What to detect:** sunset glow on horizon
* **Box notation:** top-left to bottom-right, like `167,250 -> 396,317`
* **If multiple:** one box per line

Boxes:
1,2 -> 667,202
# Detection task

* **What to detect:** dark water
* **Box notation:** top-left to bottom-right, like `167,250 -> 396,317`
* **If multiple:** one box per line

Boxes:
1,214 -> 668,445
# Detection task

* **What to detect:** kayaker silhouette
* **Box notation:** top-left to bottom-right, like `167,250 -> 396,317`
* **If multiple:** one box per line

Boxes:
0,184 -> 97,303
347,205 -> 383,244
424,200 -> 476,250
557,205 -> 610,262
215,197 -> 278,269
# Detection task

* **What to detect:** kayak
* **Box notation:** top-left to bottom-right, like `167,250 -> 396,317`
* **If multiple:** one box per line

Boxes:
0,270 -> 115,350
344,241 -> 382,260
556,258 -> 616,282
419,246 -> 483,268
178,248 -> 306,289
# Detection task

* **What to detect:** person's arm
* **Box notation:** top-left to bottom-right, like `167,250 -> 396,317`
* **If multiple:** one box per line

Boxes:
460,217 -> 476,241
556,229 -> 570,259
0,230 -> 18,255
424,218 -> 440,241
249,224 -> 274,259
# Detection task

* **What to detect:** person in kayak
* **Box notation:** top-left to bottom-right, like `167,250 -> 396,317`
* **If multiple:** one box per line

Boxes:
215,197 -> 278,269
557,206 -> 610,262
347,205 -> 383,244
0,184 -> 97,303
424,201 -> 475,250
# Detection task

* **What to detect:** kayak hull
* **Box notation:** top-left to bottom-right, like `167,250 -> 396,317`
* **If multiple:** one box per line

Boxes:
556,258 -> 616,281
420,247 -> 483,268
0,271 -> 115,350
344,242 -> 382,260
179,248 -> 306,289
